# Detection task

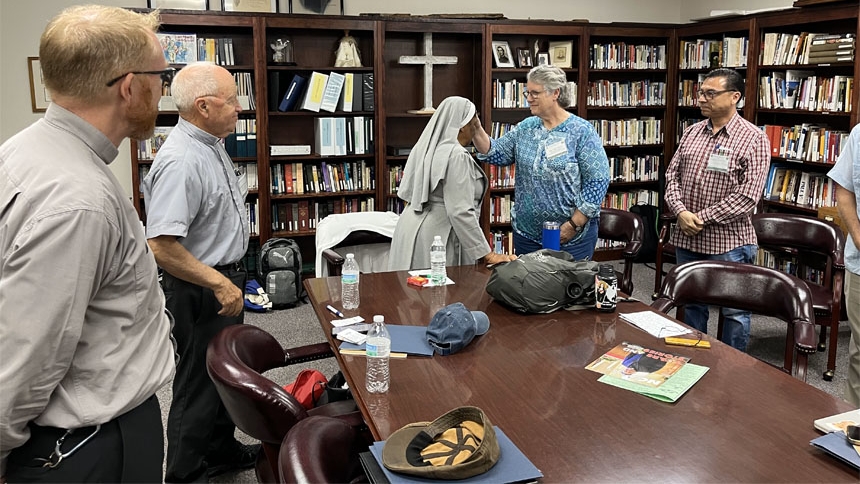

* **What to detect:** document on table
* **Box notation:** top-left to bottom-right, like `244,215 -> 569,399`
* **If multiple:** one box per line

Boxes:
599,363 -> 710,403
620,311 -> 691,338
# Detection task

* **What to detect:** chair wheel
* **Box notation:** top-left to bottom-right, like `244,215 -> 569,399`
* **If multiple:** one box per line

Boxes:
651,292 -> 659,301
823,370 -> 834,381
817,342 -> 826,352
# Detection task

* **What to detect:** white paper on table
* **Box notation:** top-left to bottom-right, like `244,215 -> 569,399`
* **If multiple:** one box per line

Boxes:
619,311 -> 692,338
330,316 -> 365,327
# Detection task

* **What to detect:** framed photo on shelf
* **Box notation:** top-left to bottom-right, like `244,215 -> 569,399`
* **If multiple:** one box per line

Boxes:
492,40 -> 515,68
517,48 -> 533,68
147,0 -> 209,9
548,41 -> 573,68
27,57 -> 50,113
536,52 -> 550,66
289,0 -> 344,15
222,0 -> 277,12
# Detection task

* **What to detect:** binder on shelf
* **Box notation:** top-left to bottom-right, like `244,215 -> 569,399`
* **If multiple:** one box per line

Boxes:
278,74 -> 307,112
361,73 -> 374,111
314,117 -> 336,156
334,117 -> 348,156
299,71 -> 329,112
320,72 -> 345,113
338,72 -> 354,112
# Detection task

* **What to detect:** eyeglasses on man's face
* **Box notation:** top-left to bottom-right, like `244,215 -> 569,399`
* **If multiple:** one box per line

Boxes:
106,68 -> 177,87
522,89 -> 546,99
696,89 -> 736,100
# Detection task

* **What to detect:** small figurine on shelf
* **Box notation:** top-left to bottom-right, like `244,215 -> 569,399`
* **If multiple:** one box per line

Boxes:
334,30 -> 362,67
270,38 -> 295,65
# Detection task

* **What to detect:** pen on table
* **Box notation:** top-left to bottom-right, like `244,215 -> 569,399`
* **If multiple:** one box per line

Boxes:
326,305 -> 345,318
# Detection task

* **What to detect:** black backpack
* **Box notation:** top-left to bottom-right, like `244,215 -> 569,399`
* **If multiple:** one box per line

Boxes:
629,203 -> 660,263
258,238 -> 303,309
486,250 -> 599,313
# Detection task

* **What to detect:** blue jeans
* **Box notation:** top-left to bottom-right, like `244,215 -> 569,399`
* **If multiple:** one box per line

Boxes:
514,218 -> 599,260
674,245 -> 757,352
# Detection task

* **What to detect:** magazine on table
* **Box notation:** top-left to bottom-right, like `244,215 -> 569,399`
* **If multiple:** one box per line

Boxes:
585,341 -> 690,388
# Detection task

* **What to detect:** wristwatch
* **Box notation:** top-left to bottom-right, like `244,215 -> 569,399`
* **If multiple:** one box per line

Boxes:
569,217 -> 584,234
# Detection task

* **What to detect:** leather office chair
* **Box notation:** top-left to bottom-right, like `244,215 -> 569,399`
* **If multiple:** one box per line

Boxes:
315,211 -> 399,277
278,416 -> 367,484
206,325 -> 363,483
596,207 -> 644,295
651,260 -> 817,381
653,213 -> 677,299
751,212 -> 845,381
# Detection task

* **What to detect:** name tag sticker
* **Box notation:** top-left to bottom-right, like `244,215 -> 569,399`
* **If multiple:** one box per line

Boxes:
545,140 -> 568,160
706,151 -> 730,173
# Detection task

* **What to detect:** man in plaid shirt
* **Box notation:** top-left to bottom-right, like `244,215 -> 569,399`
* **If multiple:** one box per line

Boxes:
664,68 -> 770,351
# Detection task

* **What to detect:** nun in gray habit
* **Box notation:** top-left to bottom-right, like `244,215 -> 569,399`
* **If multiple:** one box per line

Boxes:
389,96 -> 516,270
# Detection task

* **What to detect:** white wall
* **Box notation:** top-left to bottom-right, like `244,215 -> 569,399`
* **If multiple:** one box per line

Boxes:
1,0 -> 785,195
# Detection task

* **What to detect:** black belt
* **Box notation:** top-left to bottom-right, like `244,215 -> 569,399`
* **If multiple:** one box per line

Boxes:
213,261 -> 244,273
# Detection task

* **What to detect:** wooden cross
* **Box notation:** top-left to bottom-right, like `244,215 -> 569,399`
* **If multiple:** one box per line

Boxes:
398,32 -> 458,114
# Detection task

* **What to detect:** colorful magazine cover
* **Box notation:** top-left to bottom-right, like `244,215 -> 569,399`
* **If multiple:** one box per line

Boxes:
585,341 -> 690,388
157,32 -> 197,65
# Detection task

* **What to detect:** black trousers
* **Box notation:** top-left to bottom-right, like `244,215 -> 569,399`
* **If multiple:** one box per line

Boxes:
163,267 -> 246,483
6,395 -> 162,483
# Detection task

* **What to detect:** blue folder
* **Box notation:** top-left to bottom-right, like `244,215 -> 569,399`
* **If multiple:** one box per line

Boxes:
810,431 -> 860,470
339,325 -> 435,356
368,426 -> 543,483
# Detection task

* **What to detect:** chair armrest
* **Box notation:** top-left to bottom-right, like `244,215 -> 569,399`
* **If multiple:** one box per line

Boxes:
649,298 -> 675,314
621,240 -> 642,260
322,249 -> 345,267
793,321 -> 817,354
284,343 -> 335,366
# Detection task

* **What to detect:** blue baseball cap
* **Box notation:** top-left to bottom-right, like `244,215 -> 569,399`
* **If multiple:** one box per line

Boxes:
426,303 -> 490,356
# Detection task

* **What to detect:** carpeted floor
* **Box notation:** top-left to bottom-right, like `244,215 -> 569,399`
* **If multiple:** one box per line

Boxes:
157,261 -> 853,482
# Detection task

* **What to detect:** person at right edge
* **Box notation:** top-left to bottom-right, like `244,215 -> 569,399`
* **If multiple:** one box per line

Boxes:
143,62 -> 257,482
472,65 -> 610,260
827,123 -> 860,407
663,68 -> 770,352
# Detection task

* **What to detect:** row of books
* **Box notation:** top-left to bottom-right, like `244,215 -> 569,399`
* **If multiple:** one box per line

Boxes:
589,117 -> 663,146
602,190 -> 659,211
224,119 -> 257,158
760,32 -> 855,66
386,198 -> 405,215
313,116 -> 374,156
763,165 -> 837,208
270,160 -> 375,195
271,198 -> 375,233
490,195 -> 513,224
235,162 -> 259,190
678,37 -> 749,69
762,123 -> 848,164
246,200 -> 259,236
488,164 -> 516,189
678,75 -> 746,108
269,71 -> 374,113
488,121 -> 515,139
677,117 -> 704,141
609,155 -> 660,183
492,79 -> 577,108
586,80 -> 667,107
136,126 -> 173,161
759,71 -> 853,112
489,230 -> 514,256
589,43 -> 667,70
387,165 -> 403,195
756,247 -> 825,286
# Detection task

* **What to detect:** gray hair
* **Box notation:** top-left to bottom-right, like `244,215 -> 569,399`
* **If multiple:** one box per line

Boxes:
171,62 -> 220,113
527,65 -> 572,107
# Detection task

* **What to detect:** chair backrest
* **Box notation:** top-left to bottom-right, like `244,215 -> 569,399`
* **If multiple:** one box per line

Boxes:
278,416 -> 365,484
751,212 -> 845,290
597,208 -> 644,294
651,260 -> 817,378
206,324 -> 310,445
315,211 -> 400,277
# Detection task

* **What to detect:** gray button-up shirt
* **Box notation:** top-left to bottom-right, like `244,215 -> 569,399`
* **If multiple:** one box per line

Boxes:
0,104 -> 176,472
143,117 -> 248,266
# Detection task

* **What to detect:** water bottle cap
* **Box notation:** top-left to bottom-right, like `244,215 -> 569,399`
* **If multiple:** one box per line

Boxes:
346,253 -> 355,259
373,315 -> 384,323
434,235 -> 442,241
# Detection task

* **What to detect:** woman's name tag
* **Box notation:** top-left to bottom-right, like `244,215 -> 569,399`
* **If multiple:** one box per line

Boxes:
545,140 -> 568,160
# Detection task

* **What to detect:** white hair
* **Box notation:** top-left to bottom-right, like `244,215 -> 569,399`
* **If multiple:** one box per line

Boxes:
171,61 -> 220,112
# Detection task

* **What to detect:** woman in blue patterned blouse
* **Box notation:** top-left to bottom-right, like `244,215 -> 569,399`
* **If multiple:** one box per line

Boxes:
473,65 -> 610,260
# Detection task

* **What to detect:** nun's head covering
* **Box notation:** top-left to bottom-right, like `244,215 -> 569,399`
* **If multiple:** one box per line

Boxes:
397,96 -> 477,212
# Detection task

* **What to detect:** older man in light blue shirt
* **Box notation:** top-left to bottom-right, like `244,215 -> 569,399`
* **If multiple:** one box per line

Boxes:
828,123 -> 860,407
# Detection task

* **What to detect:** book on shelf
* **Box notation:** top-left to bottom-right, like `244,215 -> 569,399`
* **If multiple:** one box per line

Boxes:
270,145 -> 311,156
319,72 -> 345,113
157,32 -> 196,64
314,117 -> 336,156
279,75 -> 307,112
299,71 -> 329,112
361,73 -> 375,111
338,72 -> 354,112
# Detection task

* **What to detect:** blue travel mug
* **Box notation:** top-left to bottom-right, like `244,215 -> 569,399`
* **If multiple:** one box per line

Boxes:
542,221 -> 560,250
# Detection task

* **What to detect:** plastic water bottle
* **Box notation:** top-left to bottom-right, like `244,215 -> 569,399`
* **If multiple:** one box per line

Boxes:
341,253 -> 360,310
430,236 -> 447,285
366,315 -> 390,393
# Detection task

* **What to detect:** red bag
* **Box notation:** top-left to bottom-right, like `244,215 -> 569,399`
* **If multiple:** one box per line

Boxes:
283,369 -> 327,409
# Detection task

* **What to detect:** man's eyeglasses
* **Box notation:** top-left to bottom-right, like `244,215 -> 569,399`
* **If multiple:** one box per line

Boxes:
696,89 -> 736,100
522,89 -> 545,99
106,68 -> 177,87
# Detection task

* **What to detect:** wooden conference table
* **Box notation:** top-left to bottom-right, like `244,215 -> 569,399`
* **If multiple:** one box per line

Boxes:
304,264 -> 857,482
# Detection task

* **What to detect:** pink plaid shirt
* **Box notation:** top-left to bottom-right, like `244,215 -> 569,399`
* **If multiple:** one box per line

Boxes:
664,113 -> 770,254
